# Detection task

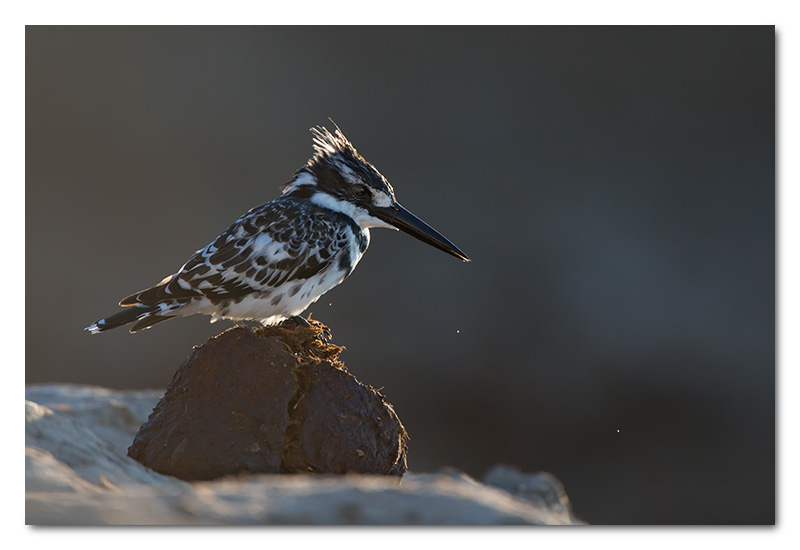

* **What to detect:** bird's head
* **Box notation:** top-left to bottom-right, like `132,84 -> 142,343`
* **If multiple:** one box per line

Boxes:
282,124 -> 470,262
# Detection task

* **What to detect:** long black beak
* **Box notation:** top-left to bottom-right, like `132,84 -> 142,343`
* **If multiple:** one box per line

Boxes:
371,202 -> 471,262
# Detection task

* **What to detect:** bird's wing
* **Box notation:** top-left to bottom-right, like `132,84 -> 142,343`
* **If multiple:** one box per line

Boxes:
119,200 -> 348,307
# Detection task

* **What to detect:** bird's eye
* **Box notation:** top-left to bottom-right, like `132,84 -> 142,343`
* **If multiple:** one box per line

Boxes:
352,184 -> 370,199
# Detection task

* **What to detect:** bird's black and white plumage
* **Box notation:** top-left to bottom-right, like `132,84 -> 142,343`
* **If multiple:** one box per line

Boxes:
86,124 -> 470,334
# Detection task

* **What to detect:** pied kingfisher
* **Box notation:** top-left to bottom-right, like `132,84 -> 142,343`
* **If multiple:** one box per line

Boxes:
86,124 -> 470,334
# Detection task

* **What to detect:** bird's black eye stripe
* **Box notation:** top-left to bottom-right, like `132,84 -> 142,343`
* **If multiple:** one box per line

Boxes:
352,184 -> 370,199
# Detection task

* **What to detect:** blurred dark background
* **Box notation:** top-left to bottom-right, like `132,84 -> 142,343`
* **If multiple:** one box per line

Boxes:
25,26 -> 774,524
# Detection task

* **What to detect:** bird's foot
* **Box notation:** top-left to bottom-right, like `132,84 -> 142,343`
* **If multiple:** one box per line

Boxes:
287,314 -> 311,328
234,319 -> 262,330
285,315 -> 332,343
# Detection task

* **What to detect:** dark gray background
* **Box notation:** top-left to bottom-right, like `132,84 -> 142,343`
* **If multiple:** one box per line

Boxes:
26,26 -> 774,524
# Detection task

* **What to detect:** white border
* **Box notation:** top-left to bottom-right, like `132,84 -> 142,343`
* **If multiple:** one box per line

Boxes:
8,1 -> 795,547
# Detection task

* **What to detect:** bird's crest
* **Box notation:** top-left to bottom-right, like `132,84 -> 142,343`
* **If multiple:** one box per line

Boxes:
309,121 -> 363,163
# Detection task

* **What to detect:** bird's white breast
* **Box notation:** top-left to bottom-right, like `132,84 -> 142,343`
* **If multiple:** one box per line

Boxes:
200,227 -> 368,326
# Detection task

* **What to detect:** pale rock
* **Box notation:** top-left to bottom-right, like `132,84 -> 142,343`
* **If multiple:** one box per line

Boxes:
25,384 -> 584,525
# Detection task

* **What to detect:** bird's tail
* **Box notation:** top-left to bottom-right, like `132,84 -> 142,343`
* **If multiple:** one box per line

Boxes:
85,305 -> 177,334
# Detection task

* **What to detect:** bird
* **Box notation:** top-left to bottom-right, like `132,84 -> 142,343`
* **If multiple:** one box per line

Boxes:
86,123 -> 470,334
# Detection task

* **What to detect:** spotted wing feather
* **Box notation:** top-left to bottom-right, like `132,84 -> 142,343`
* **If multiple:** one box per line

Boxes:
119,198 -> 350,309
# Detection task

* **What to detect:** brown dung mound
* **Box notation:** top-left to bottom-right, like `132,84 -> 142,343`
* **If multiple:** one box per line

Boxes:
127,319 -> 408,480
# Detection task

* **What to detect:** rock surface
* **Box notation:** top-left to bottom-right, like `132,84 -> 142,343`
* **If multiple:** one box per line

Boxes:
25,384 -> 583,525
127,324 -> 408,479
